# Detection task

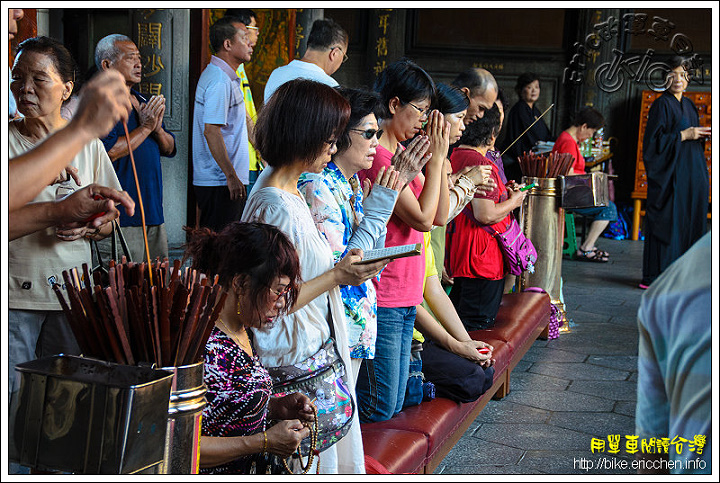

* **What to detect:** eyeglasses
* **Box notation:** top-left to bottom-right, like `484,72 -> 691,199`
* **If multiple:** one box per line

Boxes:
269,285 -> 290,303
407,101 -> 430,117
245,25 -> 259,41
331,46 -> 349,64
350,128 -> 383,140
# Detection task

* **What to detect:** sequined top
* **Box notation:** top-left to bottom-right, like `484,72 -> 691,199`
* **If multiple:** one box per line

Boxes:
201,326 -> 272,474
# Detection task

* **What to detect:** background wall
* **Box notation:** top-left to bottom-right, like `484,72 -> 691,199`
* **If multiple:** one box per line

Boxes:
326,7 -> 712,208
15,8 -> 712,245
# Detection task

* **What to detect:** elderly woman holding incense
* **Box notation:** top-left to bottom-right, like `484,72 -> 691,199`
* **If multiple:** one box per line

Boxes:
242,79 -> 390,474
184,221 -> 315,474
447,104 -> 526,331
8,37 -> 122,403
551,106 -> 618,263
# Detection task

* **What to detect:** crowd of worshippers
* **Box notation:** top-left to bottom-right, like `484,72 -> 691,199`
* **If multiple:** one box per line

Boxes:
9,8 -> 708,475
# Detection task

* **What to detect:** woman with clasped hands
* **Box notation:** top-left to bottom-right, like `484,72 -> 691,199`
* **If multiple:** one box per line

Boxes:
355,59 -> 451,423
8,37 -> 125,409
9,68 -> 132,212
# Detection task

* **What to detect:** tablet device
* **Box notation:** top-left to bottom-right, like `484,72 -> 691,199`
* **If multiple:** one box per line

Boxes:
354,243 -> 423,265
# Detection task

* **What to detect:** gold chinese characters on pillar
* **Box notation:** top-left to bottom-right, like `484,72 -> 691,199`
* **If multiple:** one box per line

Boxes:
373,10 -> 392,77
136,12 -> 165,97
295,8 -> 305,59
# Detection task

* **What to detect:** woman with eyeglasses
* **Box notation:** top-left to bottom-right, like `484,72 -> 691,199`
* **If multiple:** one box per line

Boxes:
298,87 -> 431,382
186,221 -> 314,474
355,58 -> 450,423
640,56 -> 710,289
242,79 -> 390,473
409,83 -> 496,405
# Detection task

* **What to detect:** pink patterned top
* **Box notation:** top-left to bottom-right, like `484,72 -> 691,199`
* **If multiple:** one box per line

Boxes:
201,327 -> 272,474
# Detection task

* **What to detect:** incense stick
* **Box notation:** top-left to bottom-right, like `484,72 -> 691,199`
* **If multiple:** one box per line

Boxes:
501,103 -> 555,157
121,121 -> 153,286
54,259 -> 227,366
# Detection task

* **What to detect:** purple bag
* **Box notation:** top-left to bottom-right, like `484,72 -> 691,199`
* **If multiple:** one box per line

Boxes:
481,216 -> 537,276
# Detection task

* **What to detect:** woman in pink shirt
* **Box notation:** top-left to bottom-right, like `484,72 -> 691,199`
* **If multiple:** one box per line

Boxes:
356,59 -> 449,422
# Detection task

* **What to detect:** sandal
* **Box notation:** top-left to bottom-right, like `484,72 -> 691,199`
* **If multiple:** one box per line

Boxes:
589,247 -> 610,259
575,248 -> 609,263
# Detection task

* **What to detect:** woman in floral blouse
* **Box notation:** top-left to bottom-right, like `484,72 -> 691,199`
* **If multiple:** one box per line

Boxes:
298,87 -> 431,379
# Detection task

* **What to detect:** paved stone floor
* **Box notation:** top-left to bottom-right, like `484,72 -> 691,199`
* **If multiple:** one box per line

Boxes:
435,237 -> 646,475
170,236 -> 650,475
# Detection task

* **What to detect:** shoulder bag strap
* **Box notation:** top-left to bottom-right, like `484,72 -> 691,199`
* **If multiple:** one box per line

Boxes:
461,205 -> 506,237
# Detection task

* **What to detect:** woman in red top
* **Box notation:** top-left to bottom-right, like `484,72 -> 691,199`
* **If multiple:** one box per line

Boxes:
356,59 -> 449,422
551,107 -> 617,262
448,104 -> 526,330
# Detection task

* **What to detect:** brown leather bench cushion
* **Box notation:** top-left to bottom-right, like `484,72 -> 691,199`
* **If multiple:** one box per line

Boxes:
469,291 -> 551,353
361,428 -> 428,474
362,397 -> 475,465
360,291 -> 552,473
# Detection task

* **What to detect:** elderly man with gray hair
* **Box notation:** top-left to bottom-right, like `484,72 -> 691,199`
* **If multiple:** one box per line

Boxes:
451,67 -> 499,123
94,33 -> 176,262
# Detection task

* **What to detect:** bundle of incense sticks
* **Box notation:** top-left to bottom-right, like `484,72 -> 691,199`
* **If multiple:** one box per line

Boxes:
517,151 -> 576,178
53,258 -> 227,367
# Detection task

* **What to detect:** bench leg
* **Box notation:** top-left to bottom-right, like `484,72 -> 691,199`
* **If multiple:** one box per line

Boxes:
492,370 -> 511,399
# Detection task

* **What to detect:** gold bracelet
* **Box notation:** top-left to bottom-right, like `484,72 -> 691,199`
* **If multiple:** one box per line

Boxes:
262,431 -> 268,454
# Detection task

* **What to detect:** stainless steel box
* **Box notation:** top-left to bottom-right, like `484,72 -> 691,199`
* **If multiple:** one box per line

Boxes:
9,355 -> 173,474
559,172 -> 610,209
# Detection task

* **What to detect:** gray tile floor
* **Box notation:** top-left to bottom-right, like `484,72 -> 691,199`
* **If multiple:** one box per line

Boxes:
435,237 -> 646,475
170,236 -> 648,475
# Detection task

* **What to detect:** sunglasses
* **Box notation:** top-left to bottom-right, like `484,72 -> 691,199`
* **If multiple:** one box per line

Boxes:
350,128 -> 383,140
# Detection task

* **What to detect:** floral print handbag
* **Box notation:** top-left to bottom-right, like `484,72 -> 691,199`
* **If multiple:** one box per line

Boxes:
266,337 -> 355,454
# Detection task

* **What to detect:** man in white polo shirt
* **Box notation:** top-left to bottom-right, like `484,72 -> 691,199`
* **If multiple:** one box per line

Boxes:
192,16 -> 253,231
263,18 -> 348,103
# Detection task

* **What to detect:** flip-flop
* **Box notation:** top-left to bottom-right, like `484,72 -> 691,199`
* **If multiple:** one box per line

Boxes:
576,248 -> 609,263
589,247 -> 610,259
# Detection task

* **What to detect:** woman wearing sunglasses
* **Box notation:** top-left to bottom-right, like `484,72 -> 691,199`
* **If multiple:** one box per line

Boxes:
298,87 -> 431,382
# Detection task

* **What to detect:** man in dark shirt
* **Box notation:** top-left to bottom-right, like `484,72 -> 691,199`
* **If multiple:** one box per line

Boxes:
95,33 -> 176,261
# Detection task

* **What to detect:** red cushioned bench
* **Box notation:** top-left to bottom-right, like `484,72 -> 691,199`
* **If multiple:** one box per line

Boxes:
361,291 -> 552,474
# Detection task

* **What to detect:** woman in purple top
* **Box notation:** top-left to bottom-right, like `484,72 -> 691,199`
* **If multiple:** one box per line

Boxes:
184,221 -> 314,474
